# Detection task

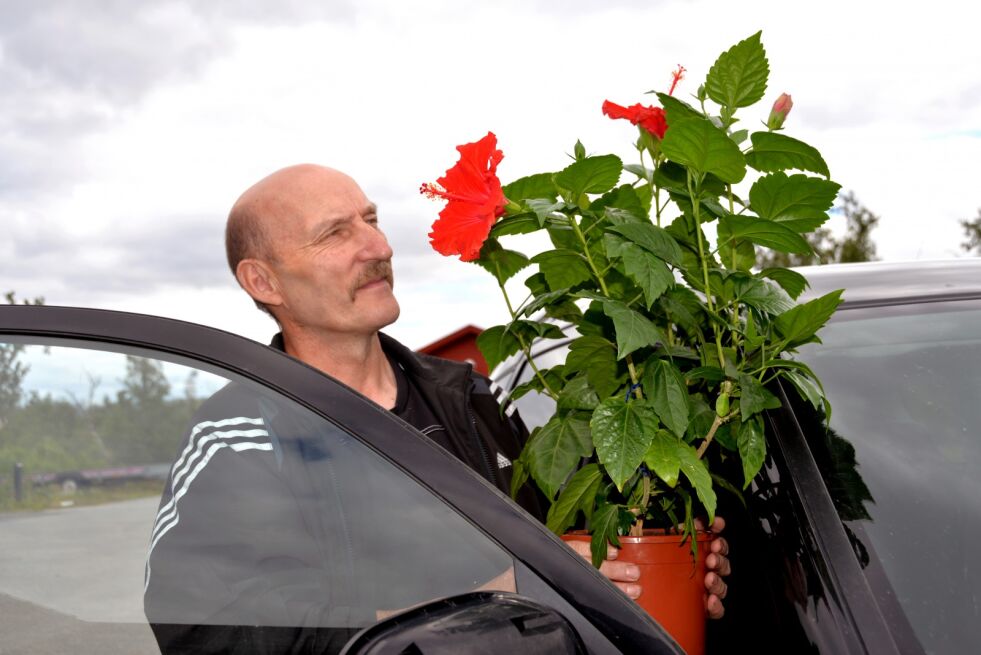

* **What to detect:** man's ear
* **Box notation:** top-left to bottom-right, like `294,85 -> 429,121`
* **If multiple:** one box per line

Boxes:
236,259 -> 283,308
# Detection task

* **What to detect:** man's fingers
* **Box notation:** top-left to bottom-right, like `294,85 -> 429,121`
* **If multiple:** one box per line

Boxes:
613,581 -> 642,600
710,536 -> 730,558
704,572 -> 727,599
598,559 -> 641,585
706,593 -> 725,620
565,539 -> 618,561
694,515 -> 727,534
706,552 -> 732,577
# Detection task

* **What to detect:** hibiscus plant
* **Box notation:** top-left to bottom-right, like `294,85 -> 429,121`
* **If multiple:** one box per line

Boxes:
423,32 -> 843,567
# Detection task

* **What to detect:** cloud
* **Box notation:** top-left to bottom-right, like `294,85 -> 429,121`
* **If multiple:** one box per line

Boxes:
0,209 -> 228,301
0,1 -> 359,199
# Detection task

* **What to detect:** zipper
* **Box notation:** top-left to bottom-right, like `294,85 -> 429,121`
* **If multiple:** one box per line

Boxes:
464,381 -> 499,489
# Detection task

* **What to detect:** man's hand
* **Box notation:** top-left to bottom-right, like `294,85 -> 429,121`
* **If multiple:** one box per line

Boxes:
563,539 -> 643,600
564,516 -> 732,619
700,516 -> 730,619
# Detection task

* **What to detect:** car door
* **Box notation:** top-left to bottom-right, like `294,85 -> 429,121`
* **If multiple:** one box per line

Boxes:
0,305 -> 679,654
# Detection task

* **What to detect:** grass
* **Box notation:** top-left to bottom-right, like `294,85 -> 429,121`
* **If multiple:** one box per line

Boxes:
0,479 -> 165,513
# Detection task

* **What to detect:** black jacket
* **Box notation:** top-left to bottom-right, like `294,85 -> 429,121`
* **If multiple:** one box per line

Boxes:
144,333 -> 543,653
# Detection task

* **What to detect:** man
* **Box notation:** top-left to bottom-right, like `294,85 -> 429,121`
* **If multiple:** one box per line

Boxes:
145,164 -> 730,649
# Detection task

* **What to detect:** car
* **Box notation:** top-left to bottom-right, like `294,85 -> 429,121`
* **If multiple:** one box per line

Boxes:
0,305 -> 679,654
0,258 -> 977,655
492,258 -> 981,655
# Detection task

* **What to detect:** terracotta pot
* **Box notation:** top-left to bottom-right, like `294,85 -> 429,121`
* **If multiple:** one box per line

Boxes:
563,530 -> 711,655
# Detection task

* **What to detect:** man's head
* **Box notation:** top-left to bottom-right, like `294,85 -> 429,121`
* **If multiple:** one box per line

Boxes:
226,164 -> 400,337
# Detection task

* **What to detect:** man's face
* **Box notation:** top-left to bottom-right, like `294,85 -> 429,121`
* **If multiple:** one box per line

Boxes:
263,169 -> 400,336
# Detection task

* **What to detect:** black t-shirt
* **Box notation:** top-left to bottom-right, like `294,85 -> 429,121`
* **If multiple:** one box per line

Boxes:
387,352 -> 457,456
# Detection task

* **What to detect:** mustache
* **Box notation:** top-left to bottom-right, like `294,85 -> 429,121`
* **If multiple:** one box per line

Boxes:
351,260 -> 394,294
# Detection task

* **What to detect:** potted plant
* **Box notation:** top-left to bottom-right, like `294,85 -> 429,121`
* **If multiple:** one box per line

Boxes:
422,32 -> 841,654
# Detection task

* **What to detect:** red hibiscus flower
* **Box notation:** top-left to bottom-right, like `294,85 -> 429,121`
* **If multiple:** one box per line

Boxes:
602,100 -> 668,139
421,132 -> 507,262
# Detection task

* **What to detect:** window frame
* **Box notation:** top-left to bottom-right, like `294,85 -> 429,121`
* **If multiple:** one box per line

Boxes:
0,304 -> 677,653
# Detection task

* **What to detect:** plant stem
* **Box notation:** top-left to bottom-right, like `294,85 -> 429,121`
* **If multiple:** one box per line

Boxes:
497,279 -> 559,400
631,474 -> 651,536
695,409 -> 738,459
568,211 -> 644,398
686,171 -> 727,370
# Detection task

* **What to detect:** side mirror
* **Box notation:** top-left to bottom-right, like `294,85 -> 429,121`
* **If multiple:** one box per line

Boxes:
340,591 -> 586,654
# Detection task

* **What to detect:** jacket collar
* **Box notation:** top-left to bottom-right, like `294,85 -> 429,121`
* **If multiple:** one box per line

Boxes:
268,331 -> 472,389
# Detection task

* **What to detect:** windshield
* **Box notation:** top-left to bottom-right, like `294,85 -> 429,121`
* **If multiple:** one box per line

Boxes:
798,298 -> 981,654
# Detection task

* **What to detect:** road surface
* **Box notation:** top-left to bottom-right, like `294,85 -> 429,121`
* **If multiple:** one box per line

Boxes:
0,497 -> 160,654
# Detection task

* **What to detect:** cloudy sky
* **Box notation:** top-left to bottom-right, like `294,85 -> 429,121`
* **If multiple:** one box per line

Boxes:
2,0 -> 979,349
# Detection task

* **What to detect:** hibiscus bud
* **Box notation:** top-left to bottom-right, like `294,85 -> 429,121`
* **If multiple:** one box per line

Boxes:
767,93 -> 793,130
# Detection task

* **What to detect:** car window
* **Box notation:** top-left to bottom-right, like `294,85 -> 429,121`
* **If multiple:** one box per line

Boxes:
797,298 -> 981,654
0,337 -> 513,654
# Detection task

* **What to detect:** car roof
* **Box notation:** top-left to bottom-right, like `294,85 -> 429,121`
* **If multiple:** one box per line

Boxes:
796,259 -> 981,307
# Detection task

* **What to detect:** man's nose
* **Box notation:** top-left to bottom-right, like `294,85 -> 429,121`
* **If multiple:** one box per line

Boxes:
358,220 -> 393,261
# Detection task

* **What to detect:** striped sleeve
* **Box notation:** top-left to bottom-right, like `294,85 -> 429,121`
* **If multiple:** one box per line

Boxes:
144,415 -> 271,590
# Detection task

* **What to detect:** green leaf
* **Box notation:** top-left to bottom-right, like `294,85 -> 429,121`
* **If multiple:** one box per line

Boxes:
475,325 -> 521,372
566,336 -> 623,398
661,117 -> 747,184
746,132 -> 830,178
526,199 -> 567,226
624,163 -> 654,182
602,300 -> 664,359
518,288 -> 570,318
557,374 -> 600,411
719,215 -> 813,254
716,219 -> 757,271
490,213 -> 542,237
546,464 -> 603,534
738,373 -> 781,421
655,93 -> 705,125
606,222 -> 683,266
503,172 -> 557,202
644,429 -> 682,487
652,159 -> 728,200
619,247 -> 673,308
475,320 -> 563,372
531,250 -> 593,289
553,154 -> 623,198
704,31 -> 769,109
676,443 -> 716,523
591,397 -> 658,491
774,289 -> 844,347
589,504 -> 621,568
729,129 -> 749,145
590,184 -> 646,222
782,368 -> 825,412
736,415 -> 766,489
603,233 -> 630,259
643,360 -> 691,439
759,267 -> 809,299
685,366 -> 725,384
687,394 -> 716,444
527,414 -> 593,499
734,276 -> 794,315
510,452 -> 530,499
750,172 -> 841,232
525,272 -> 549,295
475,239 -> 530,285
711,471 -> 746,508
660,287 -> 704,335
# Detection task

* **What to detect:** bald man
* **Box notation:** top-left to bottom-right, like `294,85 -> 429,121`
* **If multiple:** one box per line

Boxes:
144,165 -> 730,652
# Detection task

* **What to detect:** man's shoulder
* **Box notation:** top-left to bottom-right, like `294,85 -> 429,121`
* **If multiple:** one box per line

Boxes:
378,332 -> 471,386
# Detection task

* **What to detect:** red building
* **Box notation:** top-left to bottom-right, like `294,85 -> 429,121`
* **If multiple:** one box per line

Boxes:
416,325 -> 488,375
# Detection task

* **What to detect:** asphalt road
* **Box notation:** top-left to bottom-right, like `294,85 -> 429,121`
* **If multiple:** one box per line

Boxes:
0,497 -> 160,654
